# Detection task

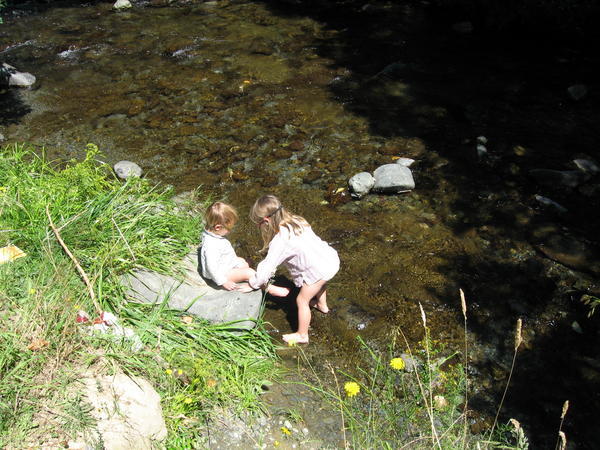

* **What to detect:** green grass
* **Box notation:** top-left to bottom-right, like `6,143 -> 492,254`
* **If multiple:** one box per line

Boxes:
298,304 -> 529,449
0,143 -> 278,447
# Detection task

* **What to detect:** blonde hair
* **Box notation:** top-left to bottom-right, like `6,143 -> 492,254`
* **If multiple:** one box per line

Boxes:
250,195 -> 309,252
205,202 -> 238,230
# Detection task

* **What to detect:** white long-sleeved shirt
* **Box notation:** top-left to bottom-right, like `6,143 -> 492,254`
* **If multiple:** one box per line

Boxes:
199,230 -> 239,286
249,226 -> 339,289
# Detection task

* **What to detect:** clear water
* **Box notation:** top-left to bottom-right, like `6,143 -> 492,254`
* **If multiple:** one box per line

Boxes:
2,0 -> 599,446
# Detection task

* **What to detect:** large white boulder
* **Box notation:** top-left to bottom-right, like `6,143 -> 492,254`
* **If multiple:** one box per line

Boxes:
84,374 -> 167,449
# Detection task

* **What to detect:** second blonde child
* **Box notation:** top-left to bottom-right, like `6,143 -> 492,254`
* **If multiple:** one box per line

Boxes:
248,195 -> 340,344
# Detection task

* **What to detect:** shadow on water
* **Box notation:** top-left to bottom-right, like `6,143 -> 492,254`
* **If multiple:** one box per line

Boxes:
257,0 -> 600,446
1,0 -> 599,446
0,89 -> 31,125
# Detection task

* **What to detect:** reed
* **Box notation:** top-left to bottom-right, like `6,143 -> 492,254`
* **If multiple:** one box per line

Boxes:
488,318 -> 523,441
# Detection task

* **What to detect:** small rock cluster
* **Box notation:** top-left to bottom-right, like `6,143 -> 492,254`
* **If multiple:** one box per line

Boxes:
348,158 -> 416,199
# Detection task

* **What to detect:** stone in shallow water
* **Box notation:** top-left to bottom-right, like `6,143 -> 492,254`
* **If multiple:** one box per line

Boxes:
372,164 -> 415,193
121,251 -> 263,329
348,172 -> 375,198
113,0 -> 132,10
529,169 -> 588,188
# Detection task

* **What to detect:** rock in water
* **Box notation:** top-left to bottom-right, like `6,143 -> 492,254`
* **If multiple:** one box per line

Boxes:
529,169 -> 589,188
534,195 -> 568,214
395,157 -> 415,167
567,84 -> 587,101
113,0 -> 132,9
114,160 -> 142,179
372,164 -> 415,193
573,159 -> 600,175
536,234 -> 600,275
1,63 -> 36,87
348,172 -> 375,198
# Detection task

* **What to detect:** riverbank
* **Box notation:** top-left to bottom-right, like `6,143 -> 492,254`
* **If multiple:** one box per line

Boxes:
0,144 -> 284,448
2,144 -> 535,449
1,0 -> 599,446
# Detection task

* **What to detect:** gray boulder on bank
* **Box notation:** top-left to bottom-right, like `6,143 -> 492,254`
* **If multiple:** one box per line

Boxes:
373,164 -> 415,193
121,250 -> 263,330
114,160 -> 142,179
83,374 -> 167,449
348,172 -> 375,199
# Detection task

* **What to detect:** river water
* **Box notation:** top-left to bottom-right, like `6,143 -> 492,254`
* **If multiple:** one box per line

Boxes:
1,0 -> 599,447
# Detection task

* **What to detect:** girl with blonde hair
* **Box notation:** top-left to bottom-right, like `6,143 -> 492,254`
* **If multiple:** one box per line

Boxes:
248,195 -> 340,344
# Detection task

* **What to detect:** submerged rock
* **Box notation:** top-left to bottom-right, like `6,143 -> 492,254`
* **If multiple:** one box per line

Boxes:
348,172 -> 375,198
535,234 -> 600,275
567,84 -> 587,101
372,164 -> 415,193
121,250 -> 263,329
534,195 -> 568,214
529,169 -> 589,188
573,159 -> 600,175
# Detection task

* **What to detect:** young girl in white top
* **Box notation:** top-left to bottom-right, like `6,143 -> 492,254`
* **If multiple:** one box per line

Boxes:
248,195 -> 340,344
200,202 -> 289,296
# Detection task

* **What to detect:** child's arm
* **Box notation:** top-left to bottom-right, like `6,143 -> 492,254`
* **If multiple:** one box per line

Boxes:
248,234 -> 288,289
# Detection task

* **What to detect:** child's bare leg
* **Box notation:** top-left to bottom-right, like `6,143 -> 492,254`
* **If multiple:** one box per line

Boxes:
266,284 -> 290,297
283,279 -> 327,344
235,257 -> 249,269
309,285 -> 329,314
226,266 -> 255,283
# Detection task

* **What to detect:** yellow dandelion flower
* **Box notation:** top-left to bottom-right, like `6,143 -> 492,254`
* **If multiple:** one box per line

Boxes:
344,381 -> 360,398
280,426 -> 291,436
390,357 -> 405,370
165,369 -> 173,375
184,397 -> 193,404
274,441 -> 280,447
28,288 -> 36,295
177,369 -> 183,375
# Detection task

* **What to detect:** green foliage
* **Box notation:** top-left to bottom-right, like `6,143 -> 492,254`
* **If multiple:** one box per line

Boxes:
0,143 -> 278,447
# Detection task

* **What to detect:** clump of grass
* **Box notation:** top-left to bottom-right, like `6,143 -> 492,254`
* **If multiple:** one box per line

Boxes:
0,143 -> 278,447
300,292 -> 530,449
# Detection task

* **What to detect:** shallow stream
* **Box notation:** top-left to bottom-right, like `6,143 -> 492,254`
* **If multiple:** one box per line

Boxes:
2,0 -> 599,447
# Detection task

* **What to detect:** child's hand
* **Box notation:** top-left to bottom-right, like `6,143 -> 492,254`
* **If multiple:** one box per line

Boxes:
221,280 -> 238,291
236,283 -> 255,293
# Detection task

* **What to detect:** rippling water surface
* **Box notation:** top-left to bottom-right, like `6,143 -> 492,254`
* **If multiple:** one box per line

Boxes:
2,0 -> 599,446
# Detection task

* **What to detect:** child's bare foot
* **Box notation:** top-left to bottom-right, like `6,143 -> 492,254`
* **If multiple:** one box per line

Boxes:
267,285 -> 290,297
282,332 -> 309,345
309,298 -> 329,314
236,283 -> 255,293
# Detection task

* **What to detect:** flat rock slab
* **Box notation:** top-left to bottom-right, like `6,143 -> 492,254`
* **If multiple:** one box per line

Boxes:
121,250 -> 263,330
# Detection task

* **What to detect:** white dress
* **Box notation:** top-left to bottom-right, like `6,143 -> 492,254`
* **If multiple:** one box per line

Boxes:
249,226 -> 339,289
199,230 -> 240,286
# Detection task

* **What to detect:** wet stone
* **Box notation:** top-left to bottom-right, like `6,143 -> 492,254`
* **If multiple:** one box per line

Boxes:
288,140 -> 304,151
303,170 -> 321,184
273,148 -> 292,159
